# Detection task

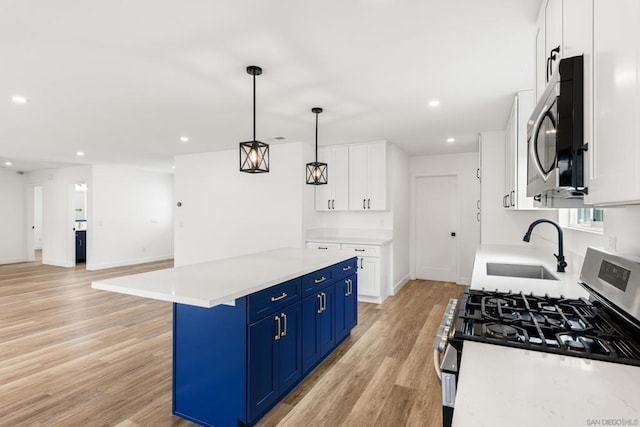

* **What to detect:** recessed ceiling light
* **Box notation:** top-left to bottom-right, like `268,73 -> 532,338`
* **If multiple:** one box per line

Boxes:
446,137 -> 455,143
172,165 -> 176,169
76,151 -> 85,157
12,95 -> 28,104
4,161 -> 12,166
179,136 -> 189,143
428,99 -> 440,107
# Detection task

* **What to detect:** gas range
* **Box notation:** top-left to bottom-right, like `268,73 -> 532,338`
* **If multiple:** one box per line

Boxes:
434,247 -> 640,427
454,288 -> 640,366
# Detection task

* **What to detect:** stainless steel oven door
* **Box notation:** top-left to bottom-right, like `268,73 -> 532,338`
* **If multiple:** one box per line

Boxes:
527,83 -> 559,197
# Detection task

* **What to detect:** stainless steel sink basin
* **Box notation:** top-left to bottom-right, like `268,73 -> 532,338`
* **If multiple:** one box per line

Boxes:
486,263 -> 559,280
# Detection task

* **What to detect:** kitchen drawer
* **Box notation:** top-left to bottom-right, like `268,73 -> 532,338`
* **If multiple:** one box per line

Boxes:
247,278 -> 301,323
341,244 -> 380,257
332,258 -> 357,281
305,241 -> 341,251
301,267 -> 333,297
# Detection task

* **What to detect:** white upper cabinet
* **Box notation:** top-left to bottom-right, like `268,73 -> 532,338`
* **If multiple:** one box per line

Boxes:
545,0 -> 564,78
504,90 -> 536,210
348,142 -> 388,211
315,146 -> 349,211
586,0 -> 640,205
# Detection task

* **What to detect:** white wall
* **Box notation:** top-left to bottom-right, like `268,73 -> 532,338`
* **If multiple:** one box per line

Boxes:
390,144 -> 410,291
174,142 -> 317,266
88,165 -> 174,270
0,168 -> 27,264
410,151 -> 481,285
27,166 -> 91,267
479,130 -> 555,246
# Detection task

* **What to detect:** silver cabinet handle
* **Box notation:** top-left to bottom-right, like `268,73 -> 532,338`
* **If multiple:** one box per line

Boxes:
322,292 -> 327,312
367,199 -> 370,209
510,190 -> 515,207
328,200 -> 331,210
477,200 -> 480,209
314,276 -> 326,284
477,212 -> 480,222
281,313 -> 287,337
332,199 -> 335,209
359,258 -> 364,269
342,265 -> 352,271
354,249 -> 365,252
275,315 -> 281,340
363,199 -> 366,209
317,294 -> 323,313
271,292 -> 287,302
318,246 -> 328,250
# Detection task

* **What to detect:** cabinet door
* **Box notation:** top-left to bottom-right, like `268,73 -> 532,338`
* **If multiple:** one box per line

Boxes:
332,146 -> 350,211
357,257 -> 379,297
248,315 -> 279,421
346,276 -> 358,331
366,142 -> 387,210
545,0 -> 563,79
588,0 -> 640,204
315,147 -> 332,211
535,15 -> 546,101
335,276 -> 358,342
318,285 -> 335,357
277,304 -> 302,393
301,293 -> 321,373
348,145 -> 368,210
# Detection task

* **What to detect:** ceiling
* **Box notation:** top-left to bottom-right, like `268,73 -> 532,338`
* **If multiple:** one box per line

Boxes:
1,0 -> 541,173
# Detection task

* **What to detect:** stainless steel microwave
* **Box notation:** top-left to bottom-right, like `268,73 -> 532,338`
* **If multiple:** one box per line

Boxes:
527,55 -> 587,205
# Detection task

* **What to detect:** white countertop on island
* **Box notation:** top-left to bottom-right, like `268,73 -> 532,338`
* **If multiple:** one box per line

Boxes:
92,248 -> 355,308
453,342 -> 640,427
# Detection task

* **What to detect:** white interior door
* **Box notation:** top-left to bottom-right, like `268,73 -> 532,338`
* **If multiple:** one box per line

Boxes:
415,175 -> 458,282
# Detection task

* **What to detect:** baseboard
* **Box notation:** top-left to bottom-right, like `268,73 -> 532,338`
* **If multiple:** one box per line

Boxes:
43,258 -> 73,267
392,274 -> 411,296
0,256 -> 28,265
86,254 -> 173,271
357,295 -> 382,304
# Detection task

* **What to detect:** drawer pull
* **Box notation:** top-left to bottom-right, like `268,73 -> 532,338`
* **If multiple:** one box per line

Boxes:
318,246 -> 328,250
271,292 -> 288,302
342,265 -> 352,271
354,249 -> 366,252
317,294 -> 323,313
314,276 -> 327,284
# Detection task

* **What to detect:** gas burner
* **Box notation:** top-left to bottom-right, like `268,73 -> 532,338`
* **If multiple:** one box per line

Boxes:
545,317 -> 564,328
565,339 -> 585,350
484,324 -> 522,341
485,297 -> 510,307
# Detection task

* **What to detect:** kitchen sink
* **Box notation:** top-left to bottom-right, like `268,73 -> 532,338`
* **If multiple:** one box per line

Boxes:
486,263 -> 559,281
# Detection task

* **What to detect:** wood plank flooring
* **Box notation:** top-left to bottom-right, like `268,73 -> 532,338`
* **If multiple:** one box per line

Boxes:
0,256 -> 463,426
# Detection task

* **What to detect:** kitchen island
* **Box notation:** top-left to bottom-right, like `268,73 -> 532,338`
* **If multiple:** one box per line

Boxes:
92,248 -> 359,427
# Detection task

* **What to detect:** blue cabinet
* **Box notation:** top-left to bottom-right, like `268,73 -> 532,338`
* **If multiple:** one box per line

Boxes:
173,257 -> 357,427
335,274 -> 358,342
248,302 -> 301,421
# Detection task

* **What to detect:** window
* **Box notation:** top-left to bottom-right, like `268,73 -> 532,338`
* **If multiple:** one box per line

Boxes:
568,208 -> 604,232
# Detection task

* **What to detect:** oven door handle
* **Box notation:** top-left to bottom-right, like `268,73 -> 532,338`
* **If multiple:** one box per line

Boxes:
433,348 -> 442,380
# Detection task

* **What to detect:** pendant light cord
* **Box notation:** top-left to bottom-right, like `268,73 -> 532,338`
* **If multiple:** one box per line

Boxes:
253,73 -> 256,142
315,111 -> 319,162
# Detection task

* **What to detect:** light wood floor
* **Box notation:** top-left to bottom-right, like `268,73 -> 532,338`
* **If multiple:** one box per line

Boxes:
0,257 -> 462,426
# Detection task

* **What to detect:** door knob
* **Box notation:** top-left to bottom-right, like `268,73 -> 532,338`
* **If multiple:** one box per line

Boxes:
451,232 -> 456,237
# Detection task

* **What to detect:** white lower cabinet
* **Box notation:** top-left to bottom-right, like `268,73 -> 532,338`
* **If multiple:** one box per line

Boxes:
305,241 -> 388,303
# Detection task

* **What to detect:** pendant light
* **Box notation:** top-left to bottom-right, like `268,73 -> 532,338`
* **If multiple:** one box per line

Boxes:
306,107 -> 328,185
240,65 -> 269,173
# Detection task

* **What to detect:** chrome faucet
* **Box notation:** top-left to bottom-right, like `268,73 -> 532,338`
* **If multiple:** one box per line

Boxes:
522,219 -> 567,273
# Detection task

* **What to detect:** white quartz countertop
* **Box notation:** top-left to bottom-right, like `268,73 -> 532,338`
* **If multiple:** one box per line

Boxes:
453,342 -> 640,427
305,236 -> 392,245
471,244 -> 589,298
453,244 -> 640,426
92,248 -> 355,308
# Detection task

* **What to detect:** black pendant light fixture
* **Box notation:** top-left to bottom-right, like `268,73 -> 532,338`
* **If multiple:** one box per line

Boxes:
240,65 -> 269,173
306,107 -> 328,185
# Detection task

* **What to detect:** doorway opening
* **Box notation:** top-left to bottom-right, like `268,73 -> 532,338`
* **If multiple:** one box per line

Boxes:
32,185 -> 44,263
74,182 -> 87,267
